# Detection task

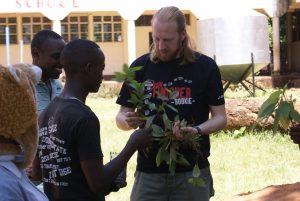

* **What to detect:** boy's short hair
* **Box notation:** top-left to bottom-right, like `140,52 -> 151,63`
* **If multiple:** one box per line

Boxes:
31,30 -> 63,51
60,39 -> 102,75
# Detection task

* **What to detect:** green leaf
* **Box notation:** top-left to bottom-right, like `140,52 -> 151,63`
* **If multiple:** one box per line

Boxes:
156,146 -> 169,167
169,90 -> 179,100
290,108 -> 300,124
169,161 -> 176,175
129,93 -> 139,105
258,90 -> 281,114
176,153 -> 190,166
113,72 -> 126,82
162,113 -> 172,130
147,102 -> 156,111
169,145 -> 177,162
165,103 -> 178,113
151,124 -> 164,138
129,82 -> 140,92
257,102 -> 276,118
278,102 -> 291,130
145,115 -> 155,128
192,164 -> 201,178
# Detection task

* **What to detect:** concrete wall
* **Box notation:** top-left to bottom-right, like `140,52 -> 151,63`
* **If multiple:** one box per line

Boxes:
136,26 -> 151,58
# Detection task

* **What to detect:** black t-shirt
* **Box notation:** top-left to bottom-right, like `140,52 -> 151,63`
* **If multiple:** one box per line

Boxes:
38,97 -> 105,201
116,52 -> 225,173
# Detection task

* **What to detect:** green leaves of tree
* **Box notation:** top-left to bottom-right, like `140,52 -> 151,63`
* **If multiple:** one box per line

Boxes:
114,64 -> 142,83
253,84 -> 300,133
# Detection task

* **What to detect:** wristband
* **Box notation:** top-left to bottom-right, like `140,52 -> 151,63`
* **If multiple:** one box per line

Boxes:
193,126 -> 203,136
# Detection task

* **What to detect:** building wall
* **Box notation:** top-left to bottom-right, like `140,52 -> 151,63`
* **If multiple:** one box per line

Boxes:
136,26 -> 152,58
0,11 -> 127,75
0,10 -> 198,75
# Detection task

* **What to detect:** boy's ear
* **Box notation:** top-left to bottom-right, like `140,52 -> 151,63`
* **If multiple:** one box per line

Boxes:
84,62 -> 93,73
31,47 -> 39,60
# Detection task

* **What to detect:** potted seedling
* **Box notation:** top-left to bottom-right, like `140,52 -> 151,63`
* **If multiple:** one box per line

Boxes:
253,84 -> 300,146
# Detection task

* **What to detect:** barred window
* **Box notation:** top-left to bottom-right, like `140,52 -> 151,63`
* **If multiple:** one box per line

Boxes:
135,15 -> 153,26
93,15 -> 122,42
61,15 -> 88,42
0,17 -> 17,44
135,14 -> 190,26
22,16 -> 51,44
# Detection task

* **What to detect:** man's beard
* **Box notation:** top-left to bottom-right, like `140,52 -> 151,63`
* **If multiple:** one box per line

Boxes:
157,48 -> 181,62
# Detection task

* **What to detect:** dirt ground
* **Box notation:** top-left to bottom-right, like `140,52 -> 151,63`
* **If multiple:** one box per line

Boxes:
219,182 -> 300,201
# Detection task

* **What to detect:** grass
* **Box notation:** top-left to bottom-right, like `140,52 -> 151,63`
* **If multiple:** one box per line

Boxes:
86,96 -> 300,201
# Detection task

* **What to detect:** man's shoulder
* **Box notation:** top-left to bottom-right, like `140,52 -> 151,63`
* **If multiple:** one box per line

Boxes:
194,52 -> 215,64
131,53 -> 150,67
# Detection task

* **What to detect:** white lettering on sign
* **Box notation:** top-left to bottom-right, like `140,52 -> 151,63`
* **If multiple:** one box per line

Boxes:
15,0 -> 79,9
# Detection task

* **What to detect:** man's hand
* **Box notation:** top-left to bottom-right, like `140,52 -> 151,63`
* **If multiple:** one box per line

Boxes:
124,111 -> 145,129
116,106 -> 145,130
172,121 -> 198,141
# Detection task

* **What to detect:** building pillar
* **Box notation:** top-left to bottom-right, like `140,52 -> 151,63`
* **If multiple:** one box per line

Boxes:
52,20 -> 61,35
287,12 -> 293,73
88,14 -> 93,41
127,19 -> 136,65
16,15 -> 22,43
272,16 -> 280,74
117,5 -> 143,66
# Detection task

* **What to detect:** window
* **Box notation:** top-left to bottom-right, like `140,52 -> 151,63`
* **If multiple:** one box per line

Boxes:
93,15 -> 122,42
135,15 -> 153,26
0,17 -> 17,44
61,15 -> 88,42
135,14 -> 190,26
22,16 -> 51,44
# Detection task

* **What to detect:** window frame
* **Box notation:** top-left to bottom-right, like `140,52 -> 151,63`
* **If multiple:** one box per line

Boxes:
21,15 -> 52,44
0,16 -> 17,45
93,15 -> 122,43
61,15 -> 89,42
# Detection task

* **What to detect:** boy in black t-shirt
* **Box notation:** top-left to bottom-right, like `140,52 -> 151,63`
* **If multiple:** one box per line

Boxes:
32,39 -> 152,201
116,6 -> 227,201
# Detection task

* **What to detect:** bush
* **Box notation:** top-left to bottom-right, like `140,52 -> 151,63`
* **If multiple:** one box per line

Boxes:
89,81 -> 122,99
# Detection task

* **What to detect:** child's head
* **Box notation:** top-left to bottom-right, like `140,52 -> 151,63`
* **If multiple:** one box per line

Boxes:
61,39 -> 105,92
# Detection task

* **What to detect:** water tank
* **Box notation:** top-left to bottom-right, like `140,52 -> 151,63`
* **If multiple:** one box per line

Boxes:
197,9 -> 270,66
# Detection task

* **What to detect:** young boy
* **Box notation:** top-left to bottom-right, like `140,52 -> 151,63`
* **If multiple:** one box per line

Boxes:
33,39 -> 152,201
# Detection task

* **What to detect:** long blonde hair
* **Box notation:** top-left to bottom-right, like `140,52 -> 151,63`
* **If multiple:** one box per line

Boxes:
150,6 -> 196,65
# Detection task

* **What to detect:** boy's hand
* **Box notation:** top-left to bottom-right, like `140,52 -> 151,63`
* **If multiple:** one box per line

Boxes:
128,128 -> 152,150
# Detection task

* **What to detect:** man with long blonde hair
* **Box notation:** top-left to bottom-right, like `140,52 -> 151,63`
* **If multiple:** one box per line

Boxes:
116,6 -> 227,201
